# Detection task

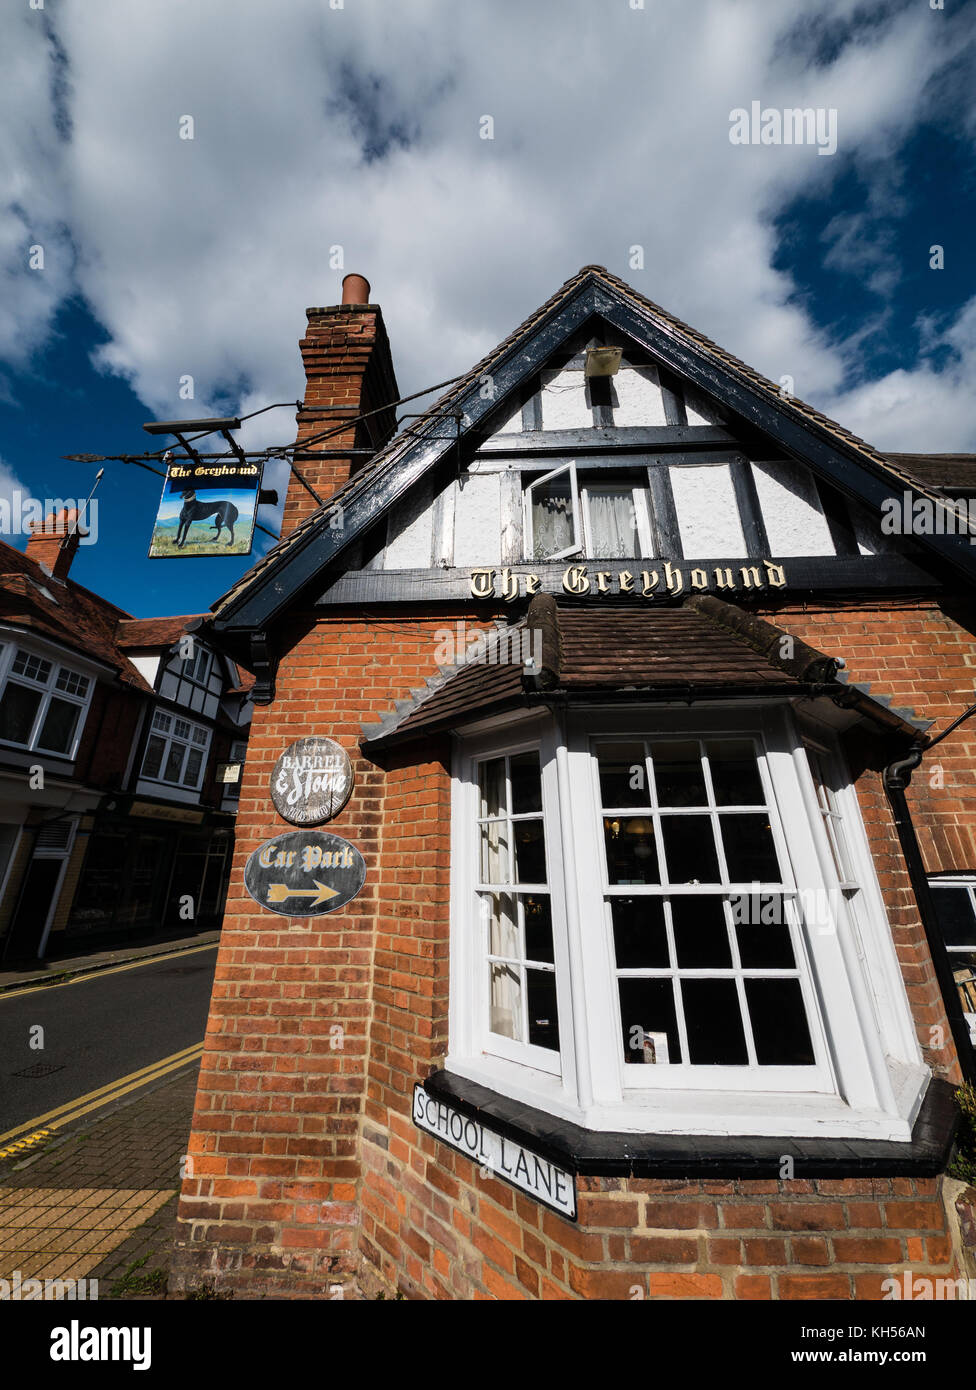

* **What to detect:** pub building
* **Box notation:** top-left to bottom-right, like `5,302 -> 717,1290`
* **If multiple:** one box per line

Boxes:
173,266 -> 976,1300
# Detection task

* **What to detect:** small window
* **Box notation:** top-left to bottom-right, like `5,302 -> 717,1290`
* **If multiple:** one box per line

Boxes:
141,708 -> 211,790
525,462 -> 653,560
929,877 -> 976,1046
181,644 -> 213,686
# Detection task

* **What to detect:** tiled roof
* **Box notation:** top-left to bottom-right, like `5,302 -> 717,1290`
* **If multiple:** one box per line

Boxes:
884,454 -> 976,493
117,616 -> 207,648
360,594 -> 930,751
211,265 -> 957,625
0,538 -> 204,694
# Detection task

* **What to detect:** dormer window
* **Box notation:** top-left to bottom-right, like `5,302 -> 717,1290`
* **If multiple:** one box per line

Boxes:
181,643 -> 213,686
525,461 -> 653,561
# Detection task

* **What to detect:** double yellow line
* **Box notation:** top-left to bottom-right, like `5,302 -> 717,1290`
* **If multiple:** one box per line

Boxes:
0,1041 -> 204,1159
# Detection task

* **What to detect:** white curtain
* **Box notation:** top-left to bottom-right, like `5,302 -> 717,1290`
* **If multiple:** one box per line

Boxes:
531,480 -> 574,558
586,483 -> 637,558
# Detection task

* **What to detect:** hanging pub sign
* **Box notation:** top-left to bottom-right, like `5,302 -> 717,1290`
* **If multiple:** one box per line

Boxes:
148,459 -> 262,558
243,830 -> 366,917
271,737 -> 353,825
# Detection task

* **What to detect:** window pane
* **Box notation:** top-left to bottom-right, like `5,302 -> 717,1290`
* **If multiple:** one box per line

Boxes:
707,740 -> 764,805
526,970 -> 559,1050
142,735 -> 165,779
597,743 -> 648,808
720,814 -> 780,882
37,697 -> 80,754
661,814 -> 719,884
610,897 -> 669,968
671,896 -> 732,968
191,726 -> 209,747
734,896 -> 796,968
490,962 -> 522,1040
652,742 -> 707,807
745,979 -> 815,1064
152,710 -> 172,732
604,816 -> 659,885
174,718 -> 191,740
483,891 -> 518,958
55,668 -> 90,698
164,742 -> 186,783
585,482 -> 643,559
681,979 -> 748,1064
480,820 -> 509,884
479,757 -> 505,819
531,477 -> 574,558
0,683 -> 41,745
619,977 -> 681,1064
12,650 -> 52,684
183,746 -> 204,787
524,894 -> 554,963
931,887 -> 976,948
514,819 -> 546,884
510,751 -> 542,814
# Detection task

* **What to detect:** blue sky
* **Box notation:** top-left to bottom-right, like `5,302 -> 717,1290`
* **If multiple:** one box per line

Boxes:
1,0 -> 974,617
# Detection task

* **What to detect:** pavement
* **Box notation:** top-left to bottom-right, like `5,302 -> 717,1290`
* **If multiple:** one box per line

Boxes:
0,1063 -> 200,1298
0,931 -> 222,1301
0,928 -> 221,994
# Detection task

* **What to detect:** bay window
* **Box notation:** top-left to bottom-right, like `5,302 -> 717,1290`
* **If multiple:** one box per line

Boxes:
449,707 -> 928,1141
0,642 -> 93,758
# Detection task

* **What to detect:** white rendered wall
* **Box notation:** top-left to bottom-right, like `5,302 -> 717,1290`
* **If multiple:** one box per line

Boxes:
540,368 -> 592,429
128,654 -> 160,687
751,460 -> 835,557
453,472 -> 502,566
612,365 -> 669,427
670,463 -> 748,557
384,479 -> 433,569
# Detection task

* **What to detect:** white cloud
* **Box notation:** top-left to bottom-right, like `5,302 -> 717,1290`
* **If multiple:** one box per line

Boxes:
1,0 -> 973,472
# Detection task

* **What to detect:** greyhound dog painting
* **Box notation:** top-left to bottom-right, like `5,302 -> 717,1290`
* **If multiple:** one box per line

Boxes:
176,490 -> 239,548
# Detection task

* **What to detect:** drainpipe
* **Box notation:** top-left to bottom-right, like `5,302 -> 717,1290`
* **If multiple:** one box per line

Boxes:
883,744 -> 976,1085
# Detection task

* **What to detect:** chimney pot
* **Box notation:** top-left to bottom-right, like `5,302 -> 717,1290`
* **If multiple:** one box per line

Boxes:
341,273 -> 371,305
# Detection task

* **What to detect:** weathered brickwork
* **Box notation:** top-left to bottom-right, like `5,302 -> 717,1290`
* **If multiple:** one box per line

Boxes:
173,594 -> 971,1299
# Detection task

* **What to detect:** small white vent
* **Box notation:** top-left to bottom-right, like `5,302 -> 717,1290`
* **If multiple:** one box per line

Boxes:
34,819 -> 74,854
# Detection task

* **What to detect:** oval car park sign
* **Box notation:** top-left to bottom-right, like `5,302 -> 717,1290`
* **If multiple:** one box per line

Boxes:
244,830 -> 366,917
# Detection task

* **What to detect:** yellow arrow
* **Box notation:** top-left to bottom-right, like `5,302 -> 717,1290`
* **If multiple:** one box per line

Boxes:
267,880 -> 338,908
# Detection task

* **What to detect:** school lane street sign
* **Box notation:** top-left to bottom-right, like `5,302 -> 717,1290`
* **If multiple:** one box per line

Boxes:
243,830 -> 366,917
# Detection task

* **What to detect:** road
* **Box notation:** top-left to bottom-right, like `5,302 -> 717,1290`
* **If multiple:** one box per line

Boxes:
0,944 -> 217,1141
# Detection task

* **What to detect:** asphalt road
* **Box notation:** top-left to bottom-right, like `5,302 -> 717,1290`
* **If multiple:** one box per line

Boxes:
0,945 -> 218,1136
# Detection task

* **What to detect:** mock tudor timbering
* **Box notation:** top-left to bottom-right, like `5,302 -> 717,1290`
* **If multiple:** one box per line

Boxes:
172,267 -> 976,1300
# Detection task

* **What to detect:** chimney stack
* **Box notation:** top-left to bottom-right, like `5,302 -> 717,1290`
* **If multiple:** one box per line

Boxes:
26,509 -> 85,581
282,272 -> 399,535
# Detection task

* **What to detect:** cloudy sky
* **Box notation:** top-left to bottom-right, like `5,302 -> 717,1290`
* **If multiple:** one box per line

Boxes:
1,0 -> 973,615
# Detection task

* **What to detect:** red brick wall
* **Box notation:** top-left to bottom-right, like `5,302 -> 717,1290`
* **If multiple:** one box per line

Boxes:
173,596 -> 971,1299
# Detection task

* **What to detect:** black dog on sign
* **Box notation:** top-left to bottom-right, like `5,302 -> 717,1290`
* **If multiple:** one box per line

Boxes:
176,490 -> 239,548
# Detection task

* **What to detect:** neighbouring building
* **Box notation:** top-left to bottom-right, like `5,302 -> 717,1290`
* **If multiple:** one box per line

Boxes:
173,266 -> 976,1300
0,513 -> 253,962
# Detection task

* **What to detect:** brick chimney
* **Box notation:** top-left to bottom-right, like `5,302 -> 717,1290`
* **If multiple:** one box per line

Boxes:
282,272 -> 399,535
26,509 -> 84,580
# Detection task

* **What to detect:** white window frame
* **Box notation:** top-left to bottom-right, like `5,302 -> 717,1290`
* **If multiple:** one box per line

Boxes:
927,875 -> 976,1045
523,461 -> 654,562
181,643 -> 213,687
0,640 -> 94,760
524,461 -> 581,561
447,704 -> 929,1141
140,708 -> 211,790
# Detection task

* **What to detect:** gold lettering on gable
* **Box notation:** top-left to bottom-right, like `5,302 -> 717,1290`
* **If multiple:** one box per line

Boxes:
468,561 -> 788,601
